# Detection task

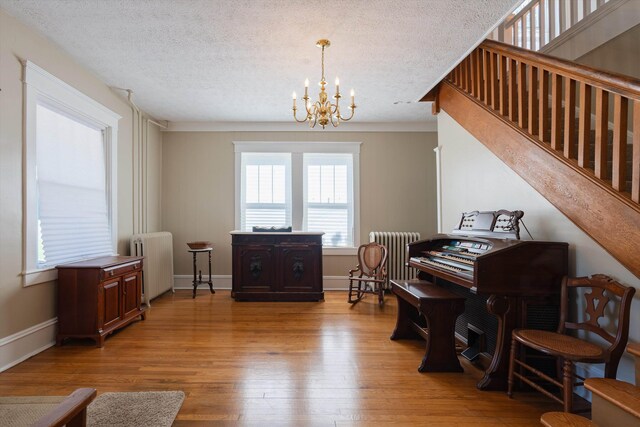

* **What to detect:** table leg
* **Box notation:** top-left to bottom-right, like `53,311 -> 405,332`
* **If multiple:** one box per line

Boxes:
208,250 -> 215,294
192,251 -> 197,299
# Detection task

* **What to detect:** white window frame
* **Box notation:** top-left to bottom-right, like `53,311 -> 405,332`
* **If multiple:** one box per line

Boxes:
234,141 -> 361,255
22,61 -> 120,286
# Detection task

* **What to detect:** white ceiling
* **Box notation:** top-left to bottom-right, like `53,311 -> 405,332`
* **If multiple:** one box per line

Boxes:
0,0 -> 519,125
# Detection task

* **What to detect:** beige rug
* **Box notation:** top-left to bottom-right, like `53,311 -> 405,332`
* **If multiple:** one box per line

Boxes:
0,390 -> 184,427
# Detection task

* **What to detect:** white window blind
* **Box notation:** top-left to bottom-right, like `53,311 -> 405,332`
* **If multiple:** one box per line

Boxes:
240,153 -> 292,231
36,104 -> 113,268
303,153 -> 354,247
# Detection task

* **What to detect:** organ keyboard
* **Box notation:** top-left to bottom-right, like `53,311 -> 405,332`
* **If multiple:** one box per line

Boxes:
404,210 -> 568,390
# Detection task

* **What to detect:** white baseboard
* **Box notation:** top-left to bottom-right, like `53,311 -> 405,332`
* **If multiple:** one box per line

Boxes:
173,275 -> 350,291
0,318 -> 57,373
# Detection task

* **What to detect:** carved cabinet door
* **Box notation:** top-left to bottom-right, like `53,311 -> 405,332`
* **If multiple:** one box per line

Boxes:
277,245 -> 321,293
236,246 -> 275,292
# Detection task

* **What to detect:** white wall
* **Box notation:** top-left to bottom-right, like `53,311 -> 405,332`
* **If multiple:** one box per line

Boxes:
437,110 -> 640,385
576,23 -> 640,80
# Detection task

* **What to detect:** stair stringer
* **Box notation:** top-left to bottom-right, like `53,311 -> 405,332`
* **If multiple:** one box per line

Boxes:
438,81 -> 640,279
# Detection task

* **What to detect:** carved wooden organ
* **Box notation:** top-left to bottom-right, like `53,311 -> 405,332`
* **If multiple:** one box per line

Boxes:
407,210 -> 568,390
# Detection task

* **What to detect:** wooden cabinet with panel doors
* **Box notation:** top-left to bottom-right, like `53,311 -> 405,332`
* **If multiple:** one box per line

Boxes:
56,256 -> 146,347
231,232 -> 323,301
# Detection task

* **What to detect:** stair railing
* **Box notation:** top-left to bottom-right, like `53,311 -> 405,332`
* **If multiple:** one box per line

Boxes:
493,0 -> 612,51
445,39 -> 640,204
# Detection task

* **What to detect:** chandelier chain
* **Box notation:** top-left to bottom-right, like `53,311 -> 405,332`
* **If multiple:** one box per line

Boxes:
321,45 -> 325,83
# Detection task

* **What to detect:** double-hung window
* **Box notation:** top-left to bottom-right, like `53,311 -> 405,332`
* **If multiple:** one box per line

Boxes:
235,142 -> 360,252
303,154 -> 354,247
23,61 -> 120,286
240,153 -> 292,231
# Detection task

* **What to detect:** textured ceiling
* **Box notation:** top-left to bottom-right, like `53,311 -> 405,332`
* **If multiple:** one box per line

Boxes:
0,0 -> 519,123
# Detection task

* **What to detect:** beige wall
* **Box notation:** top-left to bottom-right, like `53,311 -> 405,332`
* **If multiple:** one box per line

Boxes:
162,131 -> 438,278
0,9 -> 161,341
437,110 -> 640,384
576,23 -> 640,79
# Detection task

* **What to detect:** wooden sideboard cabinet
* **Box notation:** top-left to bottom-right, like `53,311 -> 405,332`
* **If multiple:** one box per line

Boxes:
56,256 -> 146,347
231,232 -> 324,301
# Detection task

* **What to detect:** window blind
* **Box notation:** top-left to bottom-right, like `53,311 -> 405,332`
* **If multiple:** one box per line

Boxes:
36,104 -> 113,267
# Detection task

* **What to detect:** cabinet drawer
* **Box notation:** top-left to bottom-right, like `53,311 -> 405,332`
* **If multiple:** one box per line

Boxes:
101,260 -> 142,279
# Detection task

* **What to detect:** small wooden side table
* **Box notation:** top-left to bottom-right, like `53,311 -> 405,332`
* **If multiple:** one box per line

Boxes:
188,247 -> 215,298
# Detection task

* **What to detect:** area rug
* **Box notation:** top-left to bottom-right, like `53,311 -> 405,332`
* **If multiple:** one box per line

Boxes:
0,390 -> 184,427
0,395 -> 65,426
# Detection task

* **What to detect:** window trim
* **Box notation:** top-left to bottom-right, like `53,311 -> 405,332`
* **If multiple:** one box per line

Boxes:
22,60 -> 121,286
234,141 -> 361,255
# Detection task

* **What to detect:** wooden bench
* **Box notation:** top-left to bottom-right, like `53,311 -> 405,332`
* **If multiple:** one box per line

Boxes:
390,279 -> 465,373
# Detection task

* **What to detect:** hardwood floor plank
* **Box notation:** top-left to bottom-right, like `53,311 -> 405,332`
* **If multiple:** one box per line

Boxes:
0,291 -> 560,425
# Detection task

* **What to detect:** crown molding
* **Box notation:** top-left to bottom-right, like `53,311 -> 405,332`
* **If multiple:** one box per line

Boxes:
164,121 -> 437,132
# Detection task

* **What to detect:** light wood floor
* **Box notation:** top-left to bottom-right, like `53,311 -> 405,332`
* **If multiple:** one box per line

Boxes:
0,290 -> 561,426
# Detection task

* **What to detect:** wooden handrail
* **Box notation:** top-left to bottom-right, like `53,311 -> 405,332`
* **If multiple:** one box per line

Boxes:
483,40 -> 640,100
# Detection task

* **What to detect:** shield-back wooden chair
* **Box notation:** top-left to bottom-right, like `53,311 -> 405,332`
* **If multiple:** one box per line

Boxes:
348,242 -> 388,306
507,274 -> 635,413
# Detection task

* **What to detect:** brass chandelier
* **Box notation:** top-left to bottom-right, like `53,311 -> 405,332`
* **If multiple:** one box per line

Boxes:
292,39 -> 356,129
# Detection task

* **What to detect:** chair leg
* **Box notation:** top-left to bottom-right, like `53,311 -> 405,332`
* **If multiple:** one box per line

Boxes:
348,279 -> 356,303
378,283 -> 384,306
562,359 -> 573,413
507,338 -> 517,398
348,279 -> 364,304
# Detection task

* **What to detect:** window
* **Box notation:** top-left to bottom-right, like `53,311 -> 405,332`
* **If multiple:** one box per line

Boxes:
240,153 -> 291,231
23,61 -> 120,286
235,142 -> 360,252
303,154 -> 354,247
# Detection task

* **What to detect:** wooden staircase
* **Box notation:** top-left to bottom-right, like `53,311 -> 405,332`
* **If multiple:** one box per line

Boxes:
424,39 -> 640,278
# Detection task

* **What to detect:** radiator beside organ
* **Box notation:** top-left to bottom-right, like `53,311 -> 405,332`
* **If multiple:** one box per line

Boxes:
130,232 -> 175,305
